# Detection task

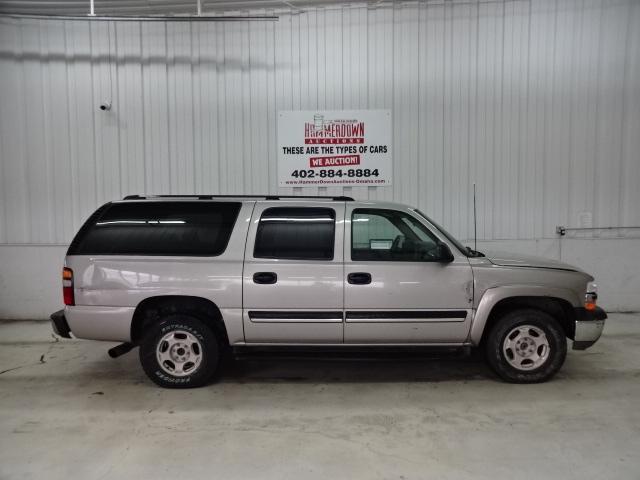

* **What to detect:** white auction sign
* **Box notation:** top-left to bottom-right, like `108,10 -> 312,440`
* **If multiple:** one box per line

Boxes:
277,110 -> 392,187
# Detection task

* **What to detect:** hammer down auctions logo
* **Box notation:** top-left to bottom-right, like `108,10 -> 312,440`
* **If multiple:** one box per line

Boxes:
304,115 -> 365,144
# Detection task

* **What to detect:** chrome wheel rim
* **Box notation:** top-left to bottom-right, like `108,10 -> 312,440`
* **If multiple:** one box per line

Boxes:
502,324 -> 550,371
156,330 -> 203,377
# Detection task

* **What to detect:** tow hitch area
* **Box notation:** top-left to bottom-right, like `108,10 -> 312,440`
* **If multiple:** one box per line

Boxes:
108,343 -> 135,358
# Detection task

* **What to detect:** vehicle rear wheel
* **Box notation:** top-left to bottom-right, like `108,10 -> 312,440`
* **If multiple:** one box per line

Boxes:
485,309 -> 567,383
139,314 -> 220,388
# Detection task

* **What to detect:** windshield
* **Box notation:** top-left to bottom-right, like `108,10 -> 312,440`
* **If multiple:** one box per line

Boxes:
413,209 -> 472,256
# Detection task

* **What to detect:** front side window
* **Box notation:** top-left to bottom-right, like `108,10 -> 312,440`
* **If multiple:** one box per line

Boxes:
351,208 -> 440,261
254,207 -> 335,260
414,209 -> 469,256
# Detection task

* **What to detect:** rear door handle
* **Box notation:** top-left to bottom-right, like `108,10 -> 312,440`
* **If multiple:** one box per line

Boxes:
347,272 -> 372,285
253,272 -> 277,284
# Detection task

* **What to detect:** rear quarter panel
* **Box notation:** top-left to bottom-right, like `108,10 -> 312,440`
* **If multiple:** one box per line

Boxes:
64,202 -> 254,342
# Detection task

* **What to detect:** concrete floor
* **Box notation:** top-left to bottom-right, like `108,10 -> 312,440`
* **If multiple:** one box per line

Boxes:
1,314 -> 639,480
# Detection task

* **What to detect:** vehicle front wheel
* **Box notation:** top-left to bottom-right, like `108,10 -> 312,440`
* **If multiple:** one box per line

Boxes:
485,309 -> 567,383
139,314 -> 220,388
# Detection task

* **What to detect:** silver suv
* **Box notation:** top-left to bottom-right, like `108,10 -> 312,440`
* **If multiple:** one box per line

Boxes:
50,195 -> 606,388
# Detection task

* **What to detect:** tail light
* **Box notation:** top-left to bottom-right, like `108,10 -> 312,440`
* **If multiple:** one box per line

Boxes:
62,267 -> 75,306
585,282 -> 598,311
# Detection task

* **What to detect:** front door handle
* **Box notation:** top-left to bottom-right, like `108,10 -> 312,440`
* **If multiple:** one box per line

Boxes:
347,272 -> 372,285
253,272 -> 277,284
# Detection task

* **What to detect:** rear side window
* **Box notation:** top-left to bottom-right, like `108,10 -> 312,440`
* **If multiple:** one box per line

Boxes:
254,207 -> 335,260
68,202 -> 241,256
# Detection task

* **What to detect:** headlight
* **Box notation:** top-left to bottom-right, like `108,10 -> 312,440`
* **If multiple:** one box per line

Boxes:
585,282 -> 598,311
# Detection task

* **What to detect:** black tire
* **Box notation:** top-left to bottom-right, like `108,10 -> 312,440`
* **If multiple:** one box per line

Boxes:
485,309 -> 567,383
139,313 -> 220,388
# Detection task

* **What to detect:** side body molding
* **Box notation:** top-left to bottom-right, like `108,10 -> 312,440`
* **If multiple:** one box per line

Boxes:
468,285 -> 581,345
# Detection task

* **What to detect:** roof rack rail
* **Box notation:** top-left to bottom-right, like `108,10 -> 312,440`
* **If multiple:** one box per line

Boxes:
122,194 -> 355,201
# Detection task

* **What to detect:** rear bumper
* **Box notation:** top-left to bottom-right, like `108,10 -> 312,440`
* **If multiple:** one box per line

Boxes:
573,306 -> 607,350
50,309 -> 72,338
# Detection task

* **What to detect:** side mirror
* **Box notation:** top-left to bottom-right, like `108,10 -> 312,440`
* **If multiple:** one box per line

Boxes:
435,242 -> 454,263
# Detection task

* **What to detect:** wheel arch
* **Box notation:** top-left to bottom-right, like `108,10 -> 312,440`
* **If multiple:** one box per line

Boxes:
470,286 -> 578,346
130,295 -> 229,347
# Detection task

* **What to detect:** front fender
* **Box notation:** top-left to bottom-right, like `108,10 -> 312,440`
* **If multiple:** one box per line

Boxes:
468,285 -> 581,345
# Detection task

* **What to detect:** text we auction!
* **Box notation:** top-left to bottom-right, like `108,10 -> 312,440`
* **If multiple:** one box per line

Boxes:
277,110 -> 392,186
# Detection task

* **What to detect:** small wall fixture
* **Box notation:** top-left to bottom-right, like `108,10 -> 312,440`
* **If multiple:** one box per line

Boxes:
556,225 -> 640,236
99,101 -> 112,111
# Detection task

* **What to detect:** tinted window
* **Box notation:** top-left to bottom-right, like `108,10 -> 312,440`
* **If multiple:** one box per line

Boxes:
254,207 -> 335,260
352,208 -> 439,261
69,202 -> 241,256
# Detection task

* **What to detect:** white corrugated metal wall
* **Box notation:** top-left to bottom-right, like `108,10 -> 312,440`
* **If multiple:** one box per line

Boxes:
1,0 -> 639,317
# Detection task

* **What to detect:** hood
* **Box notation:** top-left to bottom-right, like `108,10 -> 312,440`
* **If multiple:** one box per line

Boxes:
483,251 -> 583,272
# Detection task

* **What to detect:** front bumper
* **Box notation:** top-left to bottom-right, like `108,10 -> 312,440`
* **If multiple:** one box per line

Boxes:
50,309 -> 72,338
573,306 -> 607,350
